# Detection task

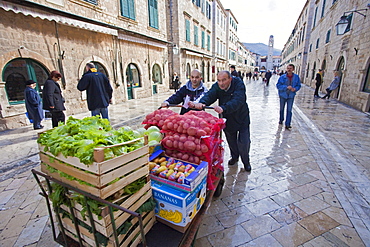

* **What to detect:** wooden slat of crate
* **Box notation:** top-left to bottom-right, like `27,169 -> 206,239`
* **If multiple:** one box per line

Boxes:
40,152 -> 148,188
62,211 -> 155,247
41,163 -> 149,199
59,182 -> 152,234
39,144 -> 149,174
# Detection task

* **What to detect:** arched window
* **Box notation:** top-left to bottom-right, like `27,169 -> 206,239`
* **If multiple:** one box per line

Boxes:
92,62 -> 109,77
312,61 -> 316,80
186,63 -> 191,79
126,63 -> 141,88
3,58 -> 48,104
152,64 -> 162,84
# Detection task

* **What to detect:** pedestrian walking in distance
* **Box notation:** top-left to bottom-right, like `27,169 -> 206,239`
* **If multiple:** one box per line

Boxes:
265,70 -> 272,86
276,64 -> 301,130
77,63 -> 113,120
314,69 -> 323,97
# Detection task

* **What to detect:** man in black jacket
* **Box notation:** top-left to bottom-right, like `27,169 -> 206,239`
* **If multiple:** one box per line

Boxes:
191,70 -> 251,171
77,63 -> 113,120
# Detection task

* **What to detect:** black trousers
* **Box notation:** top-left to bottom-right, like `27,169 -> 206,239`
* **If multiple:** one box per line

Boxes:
51,111 -> 65,128
314,83 -> 321,96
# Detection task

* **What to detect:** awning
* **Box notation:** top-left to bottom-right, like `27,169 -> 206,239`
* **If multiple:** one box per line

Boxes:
118,33 -> 167,49
0,1 -> 118,36
185,50 -> 205,58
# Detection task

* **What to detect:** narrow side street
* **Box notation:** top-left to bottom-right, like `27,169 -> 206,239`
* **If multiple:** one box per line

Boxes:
0,75 -> 369,246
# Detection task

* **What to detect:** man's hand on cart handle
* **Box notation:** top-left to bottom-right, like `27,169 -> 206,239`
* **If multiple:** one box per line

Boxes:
213,106 -> 223,114
191,102 -> 204,109
160,102 -> 169,108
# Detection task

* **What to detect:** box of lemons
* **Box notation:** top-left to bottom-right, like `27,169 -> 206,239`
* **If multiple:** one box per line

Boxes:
152,176 -> 207,227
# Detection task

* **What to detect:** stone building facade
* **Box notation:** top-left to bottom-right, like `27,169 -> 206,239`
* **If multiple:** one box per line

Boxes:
0,0 -> 169,130
0,0 -> 251,130
281,0 -> 370,112
167,0 -> 213,87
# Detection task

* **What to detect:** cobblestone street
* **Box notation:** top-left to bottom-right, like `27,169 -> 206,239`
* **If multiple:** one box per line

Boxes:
1,75 -> 369,246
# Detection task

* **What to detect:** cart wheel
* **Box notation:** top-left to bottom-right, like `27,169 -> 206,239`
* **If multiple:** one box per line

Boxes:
214,175 -> 225,197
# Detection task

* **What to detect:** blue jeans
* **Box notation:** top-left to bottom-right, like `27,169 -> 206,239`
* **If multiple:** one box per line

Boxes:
91,107 -> 109,120
224,126 -> 251,165
279,97 -> 294,127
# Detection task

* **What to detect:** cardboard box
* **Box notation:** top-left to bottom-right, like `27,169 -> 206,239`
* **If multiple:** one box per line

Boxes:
151,177 -> 207,231
149,154 -> 208,192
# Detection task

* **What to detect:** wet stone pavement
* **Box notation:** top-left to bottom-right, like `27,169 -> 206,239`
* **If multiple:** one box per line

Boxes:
0,75 -> 369,246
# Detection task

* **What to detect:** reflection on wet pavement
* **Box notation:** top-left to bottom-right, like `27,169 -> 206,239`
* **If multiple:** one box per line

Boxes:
195,75 -> 369,246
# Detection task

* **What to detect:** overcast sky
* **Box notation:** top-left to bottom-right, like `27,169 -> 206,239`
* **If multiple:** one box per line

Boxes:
220,0 -> 307,50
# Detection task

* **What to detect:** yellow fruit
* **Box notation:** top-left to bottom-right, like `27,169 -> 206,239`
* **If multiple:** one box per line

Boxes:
166,169 -> 175,178
148,162 -> 157,170
160,161 -> 168,166
156,166 -> 167,174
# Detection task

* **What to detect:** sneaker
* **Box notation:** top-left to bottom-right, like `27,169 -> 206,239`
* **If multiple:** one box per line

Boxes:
279,121 -> 283,124
285,126 -> 292,130
228,158 -> 238,166
34,126 -> 44,130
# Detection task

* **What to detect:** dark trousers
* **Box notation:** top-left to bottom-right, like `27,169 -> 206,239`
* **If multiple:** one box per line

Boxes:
224,126 -> 251,165
51,111 -> 65,128
314,83 -> 321,96
322,88 -> 332,99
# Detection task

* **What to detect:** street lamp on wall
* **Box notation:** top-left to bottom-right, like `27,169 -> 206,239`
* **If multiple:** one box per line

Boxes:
173,44 -> 179,55
335,8 -> 368,35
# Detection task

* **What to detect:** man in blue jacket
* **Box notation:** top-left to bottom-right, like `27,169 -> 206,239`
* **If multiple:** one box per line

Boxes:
161,69 -> 208,115
276,64 -> 301,130
191,70 -> 251,171
77,63 -> 113,120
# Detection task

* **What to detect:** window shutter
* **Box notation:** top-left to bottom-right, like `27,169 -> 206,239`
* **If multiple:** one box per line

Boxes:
186,20 -> 190,42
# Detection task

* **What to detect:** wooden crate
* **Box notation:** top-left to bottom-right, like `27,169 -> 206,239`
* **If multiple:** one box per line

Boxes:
61,210 -> 156,247
39,145 -> 149,199
59,181 -> 153,237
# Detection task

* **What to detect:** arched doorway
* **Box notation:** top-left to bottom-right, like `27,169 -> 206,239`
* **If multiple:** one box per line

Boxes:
3,58 -> 49,104
186,63 -> 191,80
201,61 -> 205,82
126,63 -> 141,100
335,56 -> 345,98
152,64 -> 162,94
207,61 -> 210,82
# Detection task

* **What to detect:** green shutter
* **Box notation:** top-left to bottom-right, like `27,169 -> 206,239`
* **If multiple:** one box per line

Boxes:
186,20 -> 190,42
201,31 -> 205,48
148,0 -> 158,29
207,35 -> 210,51
194,25 -> 198,45
121,0 -> 135,20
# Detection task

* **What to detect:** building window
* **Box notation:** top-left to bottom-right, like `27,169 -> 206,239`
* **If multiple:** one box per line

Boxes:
302,26 -> 305,42
312,6 -> 318,29
84,0 -> 97,5
207,34 -> 210,51
201,31 -> 205,49
321,0 -> 326,18
194,25 -> 199,46
120,0 -> 136,20
148,0 -> 158,29
325,29 -> 331,43
152,64 -> 162,84
312,62 -> 316,80
206,1 -> 211,19
309,44 -> 312,52
332,0 -> 338,4
3,58 -> 48,104
196,0 -> 200,7
363,64 -> 370,93
185,19 -> 190,42
316,38 -> 320,49
126,63 -> 141,88
306,63 -> 310,78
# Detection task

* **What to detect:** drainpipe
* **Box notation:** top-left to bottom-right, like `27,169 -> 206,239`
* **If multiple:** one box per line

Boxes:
54,21 -> 66,89
169,0 -> 175,86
